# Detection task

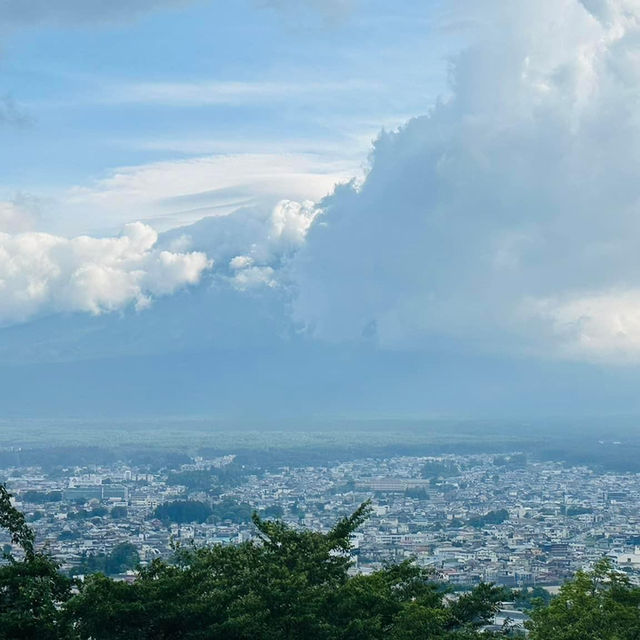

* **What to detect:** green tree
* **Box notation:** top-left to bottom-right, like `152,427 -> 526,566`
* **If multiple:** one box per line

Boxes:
513,586 -> 551,610
106,543 -> 140,575
421,461 -> 459,479
527,559 -> 640,639
152,499 -> 213,524
261,504 -> 284,519
67,501 -> 504,640
2,490 -> 507,640
70,542 -> 140,577
0,484 -> 74,640
110,506 -> 128,519
209,498 -> 253,524
468,509 -> 509,528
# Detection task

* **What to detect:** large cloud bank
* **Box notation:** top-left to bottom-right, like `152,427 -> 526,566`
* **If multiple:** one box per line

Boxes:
0,222 -> 210,325
6,0 -> 640,369
291,0 -> 640,363
0,196 -> 313,329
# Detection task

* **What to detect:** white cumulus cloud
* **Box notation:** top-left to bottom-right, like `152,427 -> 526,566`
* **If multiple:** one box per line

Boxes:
290,0 -> 640,362
161,199 -> 319,290
0,222 -> 211,325
528,291 -> 640,363
0,195 -> 40,233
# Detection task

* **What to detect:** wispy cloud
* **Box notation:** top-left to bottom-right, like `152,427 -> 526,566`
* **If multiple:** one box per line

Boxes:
71,79 -> 378,108
45,152 -> 355,236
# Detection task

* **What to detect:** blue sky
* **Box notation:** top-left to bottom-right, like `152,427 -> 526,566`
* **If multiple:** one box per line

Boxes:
2,0 -> 640,418
1,1 -> 454,233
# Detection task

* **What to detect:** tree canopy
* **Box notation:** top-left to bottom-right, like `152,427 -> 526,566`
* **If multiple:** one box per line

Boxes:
526,559 -> 640,640
3,482 -> 638,639
0,484 -> 74,640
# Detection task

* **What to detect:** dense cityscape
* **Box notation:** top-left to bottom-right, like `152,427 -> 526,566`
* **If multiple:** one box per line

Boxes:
3,449 -> 640,592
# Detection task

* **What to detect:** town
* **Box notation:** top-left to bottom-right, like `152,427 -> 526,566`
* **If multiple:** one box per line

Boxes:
2,449 -> 640,592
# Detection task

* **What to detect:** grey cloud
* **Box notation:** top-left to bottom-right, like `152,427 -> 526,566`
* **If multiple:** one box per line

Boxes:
290,0 -> 640,363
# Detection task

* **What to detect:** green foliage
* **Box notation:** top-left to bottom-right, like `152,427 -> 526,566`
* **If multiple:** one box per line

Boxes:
468,509 -> 509,528
162,452 -> 193,469
421,460 -> 459,479
166,464 -> 248,493
289,501 -> 305,519
107,543 -> 141,574
561,505 -> 593,516
153,500 -> 213,524
0,484 -> 74,640
20,489 -> 640,640
1,483 -> 35,558
70,542 -> 140,577
210,498 -> 253,524
166,470 -> 218,492
110,506 -> 128,519
261,504 -> 284,519
527,559 -> 640,639
58,530 -> 80,541
152,498 -> 253,525
513,586 -> 551,610
20,490 -> 63,503
66,501 -> 504,639
66,508 -> 89,520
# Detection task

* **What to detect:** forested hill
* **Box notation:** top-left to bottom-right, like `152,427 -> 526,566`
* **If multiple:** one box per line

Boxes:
2,485 -> 640,639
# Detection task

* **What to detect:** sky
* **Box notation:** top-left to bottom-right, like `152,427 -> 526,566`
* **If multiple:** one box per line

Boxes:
1,0 -> 640,418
